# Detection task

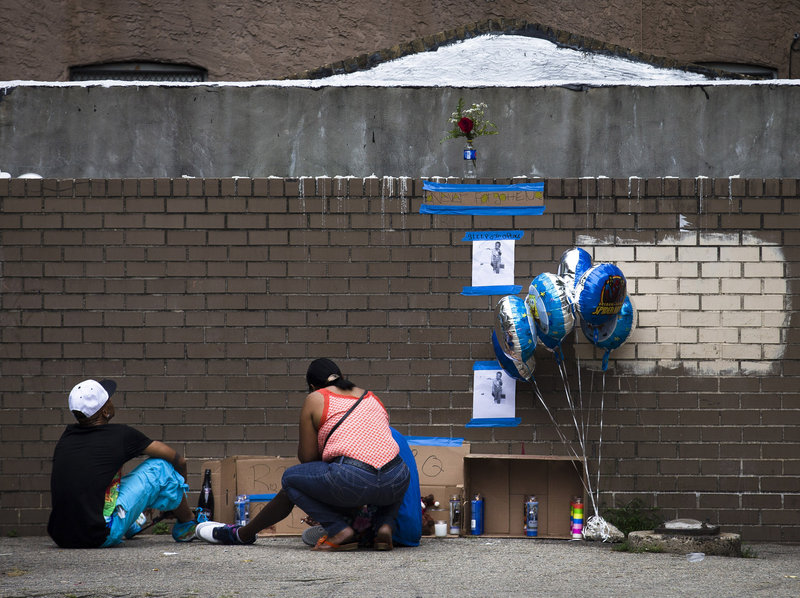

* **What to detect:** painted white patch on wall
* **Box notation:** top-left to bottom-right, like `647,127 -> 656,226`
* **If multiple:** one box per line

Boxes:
572,232 -> 789,375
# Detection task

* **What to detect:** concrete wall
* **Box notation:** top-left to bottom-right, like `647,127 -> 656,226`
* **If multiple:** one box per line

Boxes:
2,83 -> 800,179
1,2 -> 798,80
1,175 -> 799,541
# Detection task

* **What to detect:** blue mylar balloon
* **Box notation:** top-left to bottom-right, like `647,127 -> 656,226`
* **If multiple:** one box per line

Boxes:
492,330 -> 534,382
574,263 -> 627,326
557,247 -> 593,296
527,272 -> 574,351
493,295 -> 537,362
491,295 -> 536,381
581,295 -> 636,370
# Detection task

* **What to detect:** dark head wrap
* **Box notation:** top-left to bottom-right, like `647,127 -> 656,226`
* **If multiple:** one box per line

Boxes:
306,358 -> 342,390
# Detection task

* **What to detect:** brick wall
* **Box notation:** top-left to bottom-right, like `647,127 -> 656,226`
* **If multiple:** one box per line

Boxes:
1,175 -> 798,542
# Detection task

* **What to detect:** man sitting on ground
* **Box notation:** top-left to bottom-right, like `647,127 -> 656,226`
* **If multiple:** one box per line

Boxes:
48,379 -> 204,548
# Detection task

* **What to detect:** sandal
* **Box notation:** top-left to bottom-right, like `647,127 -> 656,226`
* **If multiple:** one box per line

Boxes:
374,531 -> 393,551
313,534 -> 359,552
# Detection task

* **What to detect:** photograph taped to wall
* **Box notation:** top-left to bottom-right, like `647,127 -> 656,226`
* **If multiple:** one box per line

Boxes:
472,238 -> 515,287
473,363 -> 516,420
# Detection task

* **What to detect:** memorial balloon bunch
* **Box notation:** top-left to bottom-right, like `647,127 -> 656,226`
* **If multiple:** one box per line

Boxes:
490,247 -> 637,541
491,247 -> 635,379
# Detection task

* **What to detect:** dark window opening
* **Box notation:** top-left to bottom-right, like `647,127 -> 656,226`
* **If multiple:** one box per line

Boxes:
695,62 -> 777,79
69,61 -> 207,82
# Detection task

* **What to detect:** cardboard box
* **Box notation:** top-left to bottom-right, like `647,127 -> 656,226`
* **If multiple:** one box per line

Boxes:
409,440 -> 470,536
199,459 -> 233,524
463,454 -> 585,539
234,457 -> 308,536
409,442 -> 470,487
202,456 -> 308,535
202,442 -> 474,537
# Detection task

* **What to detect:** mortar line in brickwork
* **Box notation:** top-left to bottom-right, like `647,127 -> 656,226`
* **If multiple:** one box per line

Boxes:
1,177 -> 799,199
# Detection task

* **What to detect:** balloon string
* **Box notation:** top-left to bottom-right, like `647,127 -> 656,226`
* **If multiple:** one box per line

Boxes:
593,371 -> 606,517
557,358 -> 586,458
552,362 -> 598,511
530,381 -> 585,470
574,345 -> 589,448
575,347 -> 595,514
530,384 -> 591,500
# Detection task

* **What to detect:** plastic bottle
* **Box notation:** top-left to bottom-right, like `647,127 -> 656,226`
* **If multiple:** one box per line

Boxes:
197,469 -> 214,520
235,494 -> 250,526
463,140 -> 477,178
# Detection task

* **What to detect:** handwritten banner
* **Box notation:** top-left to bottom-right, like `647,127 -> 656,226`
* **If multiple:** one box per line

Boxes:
420,182 -> 545,215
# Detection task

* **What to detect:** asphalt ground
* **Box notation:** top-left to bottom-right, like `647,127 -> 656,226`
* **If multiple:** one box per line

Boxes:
1,534 -> 799,598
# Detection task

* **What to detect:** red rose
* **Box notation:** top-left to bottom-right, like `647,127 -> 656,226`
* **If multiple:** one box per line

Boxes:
458,117 -> 474,135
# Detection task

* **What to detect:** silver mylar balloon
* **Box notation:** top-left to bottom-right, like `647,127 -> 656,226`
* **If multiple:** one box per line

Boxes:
557,247 -> 592,297
493,295 -> 537,364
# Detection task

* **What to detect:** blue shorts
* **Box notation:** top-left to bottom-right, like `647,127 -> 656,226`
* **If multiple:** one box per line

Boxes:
101,459 -> 188,547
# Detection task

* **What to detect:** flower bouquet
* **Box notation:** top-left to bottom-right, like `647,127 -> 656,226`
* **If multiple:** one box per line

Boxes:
442,98 -> 498,177
442,98 -> 498,143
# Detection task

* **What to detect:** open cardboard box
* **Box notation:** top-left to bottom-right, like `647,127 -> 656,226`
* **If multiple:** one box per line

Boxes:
199,440 -> 473,537
201,456 -> 309,536
408,440 -> 470,535
463,454 -> 585,539
409,441 -> 470,488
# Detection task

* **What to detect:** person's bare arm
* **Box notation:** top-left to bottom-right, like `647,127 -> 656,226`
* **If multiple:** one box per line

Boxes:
143,440 -> 187,479
297,391 -> 324,463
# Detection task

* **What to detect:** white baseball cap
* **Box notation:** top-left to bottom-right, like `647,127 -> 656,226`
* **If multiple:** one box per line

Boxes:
68,379 -> 117,417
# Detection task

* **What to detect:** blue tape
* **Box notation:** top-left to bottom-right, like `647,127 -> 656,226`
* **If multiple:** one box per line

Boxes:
247,493 -> 277,502
420,204 -> 546,215
461,230 -> 525,242
404,437 -> 465,446
465,418 -> 522,428
461,285 -> 522,296
423,182 -> 544,193
421,181 -> 545,214
473,361 -> 501,371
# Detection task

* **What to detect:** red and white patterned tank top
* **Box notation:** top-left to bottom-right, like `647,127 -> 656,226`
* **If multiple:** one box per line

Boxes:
317,388 -> 399,469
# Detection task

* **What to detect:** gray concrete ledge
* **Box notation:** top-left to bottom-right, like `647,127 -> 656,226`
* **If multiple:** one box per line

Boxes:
628,530 -> 743,557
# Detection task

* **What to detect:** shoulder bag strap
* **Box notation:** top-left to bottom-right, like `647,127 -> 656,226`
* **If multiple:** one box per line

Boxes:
322,390 -> 368,450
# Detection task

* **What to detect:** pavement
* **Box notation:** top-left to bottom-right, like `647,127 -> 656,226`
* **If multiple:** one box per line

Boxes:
1,534 -> 799,598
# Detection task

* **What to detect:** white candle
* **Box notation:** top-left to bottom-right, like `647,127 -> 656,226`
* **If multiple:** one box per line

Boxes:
434,521 -> 447,537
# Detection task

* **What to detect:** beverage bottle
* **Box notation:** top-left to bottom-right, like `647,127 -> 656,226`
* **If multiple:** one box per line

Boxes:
463,140 -> 477,178
235,495 -> 250,526
197,469 -> 214,520
525,495 -> 538,537
470,493 -> 484,535
449,494 -> 462,535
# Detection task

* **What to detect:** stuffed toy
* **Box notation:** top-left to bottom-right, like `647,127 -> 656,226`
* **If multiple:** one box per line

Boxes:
420,494 -> 439,536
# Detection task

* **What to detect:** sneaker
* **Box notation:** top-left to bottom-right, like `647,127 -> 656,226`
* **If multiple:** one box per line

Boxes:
172,508 -> 209,542
302,525 -> 326,547
195,522 -> 255,545
172,519 -> 198,542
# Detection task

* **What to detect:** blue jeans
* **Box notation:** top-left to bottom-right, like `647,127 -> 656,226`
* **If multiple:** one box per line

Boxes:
101,459 -> 188,547
282,458 -> 410,537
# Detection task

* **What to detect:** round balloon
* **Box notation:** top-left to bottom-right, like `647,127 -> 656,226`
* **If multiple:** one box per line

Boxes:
493,295 -> 537,365
492,329 -> 535,381
557,247 -> 592,295
581,295 -> 636,370
574,263 -> 627,326
527,273 -> 574,351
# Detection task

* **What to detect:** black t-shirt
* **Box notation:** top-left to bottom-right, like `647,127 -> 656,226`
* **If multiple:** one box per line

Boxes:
47,424 -> 152,548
